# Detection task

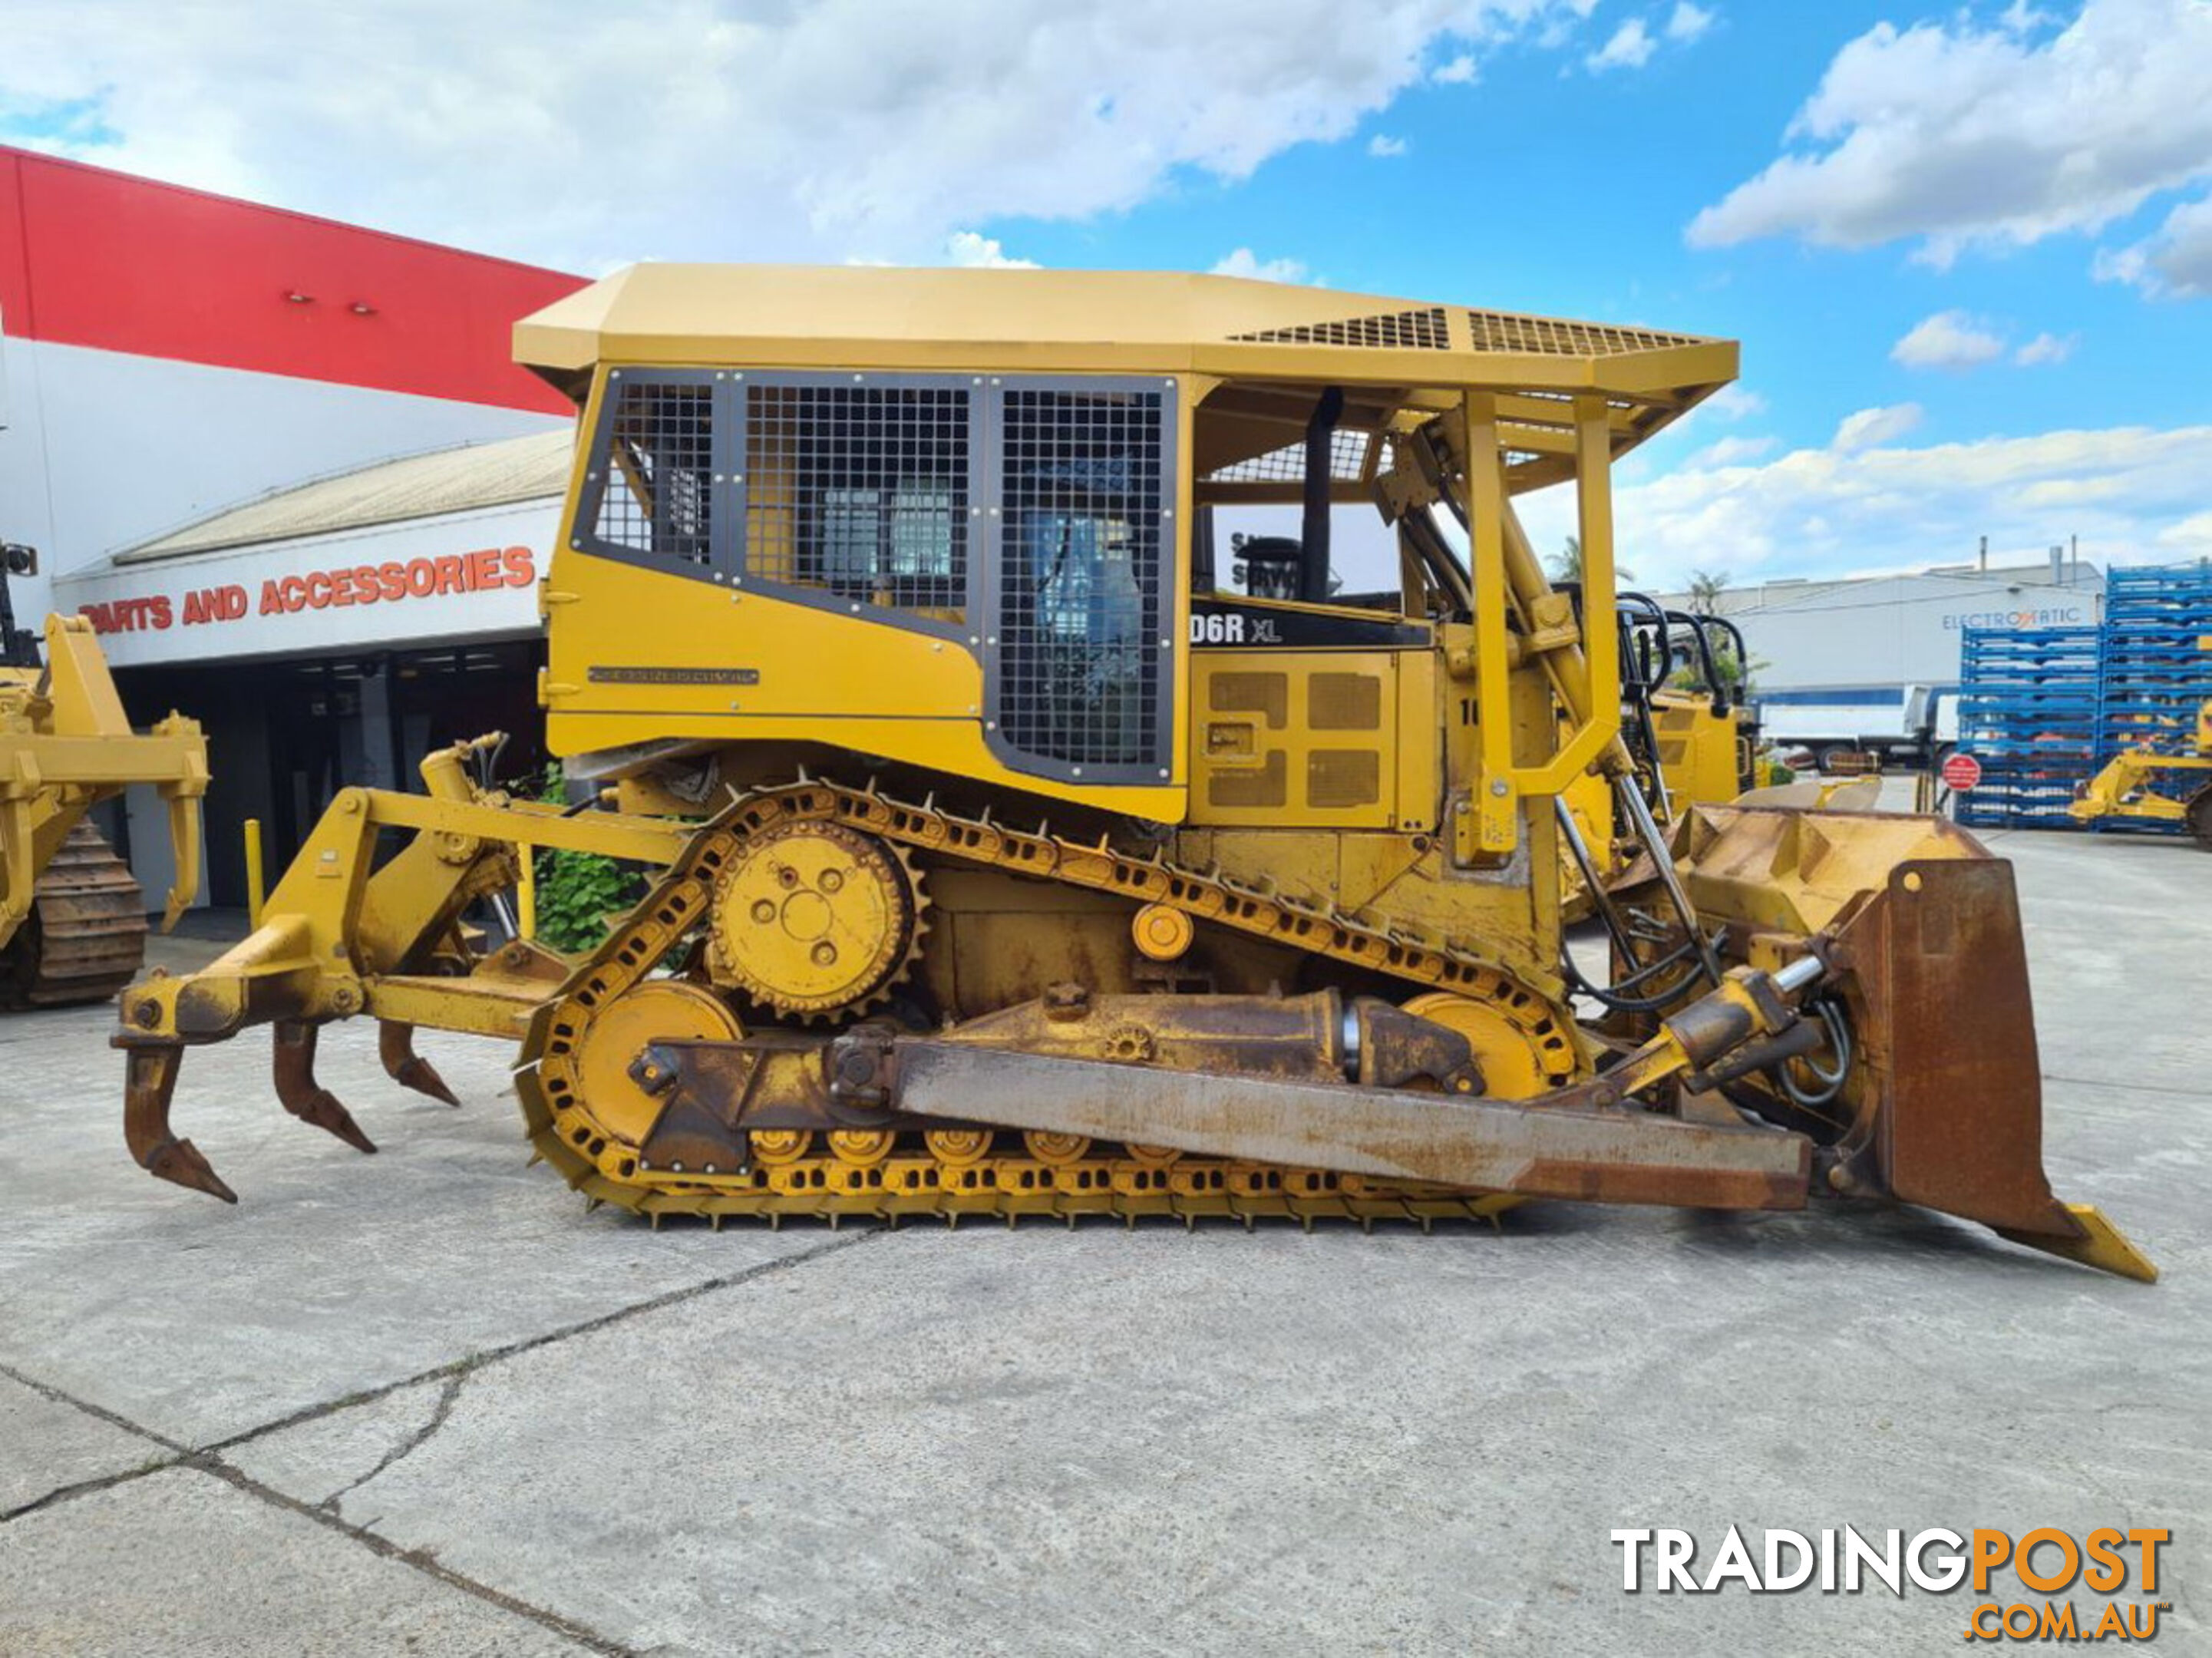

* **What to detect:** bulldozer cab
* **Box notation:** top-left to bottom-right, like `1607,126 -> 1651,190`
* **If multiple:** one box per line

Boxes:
521,268 -> 1738,856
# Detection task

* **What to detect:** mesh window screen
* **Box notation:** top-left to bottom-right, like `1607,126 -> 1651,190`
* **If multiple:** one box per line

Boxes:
744,383 -> 969,617
995,387 -> 1169,773
595,378 -> 715,566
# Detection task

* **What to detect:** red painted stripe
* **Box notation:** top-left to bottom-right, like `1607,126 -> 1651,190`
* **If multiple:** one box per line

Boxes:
0,146 -> 585,414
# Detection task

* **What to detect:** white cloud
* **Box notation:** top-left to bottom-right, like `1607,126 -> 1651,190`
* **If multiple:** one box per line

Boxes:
0,1 -> 1603,271
1586,18 -> 1655,71
1832,404 -> 1925,451
1212,248 -> 1312,283
1433,53 -> 1480,82
943,231 -> 1039,269
1685,434 -> 1775,469
1367,133 -> 1408,157
1665,3 -> 1715,44
1702,385 -> 1767,421
2013,331 -> 2076,366
1519,421 -> 2212,585
2158,510 -> 2212,556
2098,192 -> 2212,298
1890,309 -> 2007,371
1686,0 -> 2212,273
2153,197 -> 2212,293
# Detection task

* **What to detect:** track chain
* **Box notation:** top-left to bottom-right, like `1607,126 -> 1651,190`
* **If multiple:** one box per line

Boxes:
0,822 -> 150,1009
513,781 -> 1579,1225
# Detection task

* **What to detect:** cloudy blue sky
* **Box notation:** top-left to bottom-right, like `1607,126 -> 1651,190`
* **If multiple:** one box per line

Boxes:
6,0 -> 2209,585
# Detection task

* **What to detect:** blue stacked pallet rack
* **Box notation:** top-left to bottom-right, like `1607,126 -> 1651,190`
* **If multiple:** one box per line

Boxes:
1955,625 -> 2105,828
2091,565 -> 2212,834
1955,562 -> 2212,833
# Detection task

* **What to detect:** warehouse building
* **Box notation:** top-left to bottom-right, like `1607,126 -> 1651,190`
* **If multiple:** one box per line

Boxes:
0,144 -> 584,905
1659,553 -> 2106,756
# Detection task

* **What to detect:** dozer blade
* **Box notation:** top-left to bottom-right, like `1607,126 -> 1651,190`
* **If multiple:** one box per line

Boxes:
1659,804 -> 2156,1283
1828,857 -> 2156,1283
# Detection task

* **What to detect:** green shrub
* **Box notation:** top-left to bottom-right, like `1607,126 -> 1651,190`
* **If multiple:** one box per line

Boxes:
528,766 -> 642,953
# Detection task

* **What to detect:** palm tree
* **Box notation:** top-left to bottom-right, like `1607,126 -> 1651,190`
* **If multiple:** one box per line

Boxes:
1686,567 -> 1729,615
1548,535 -> 1632,586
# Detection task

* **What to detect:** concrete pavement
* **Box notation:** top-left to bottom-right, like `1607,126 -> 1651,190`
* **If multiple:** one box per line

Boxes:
1,822 -> 2206,1656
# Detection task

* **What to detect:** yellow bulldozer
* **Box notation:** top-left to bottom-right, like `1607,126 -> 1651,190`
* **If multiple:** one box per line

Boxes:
2068,694 -> 2212,847
112,268 -> 2149,1279
1560,599 -> 1761,911
1,542 -> 207,1006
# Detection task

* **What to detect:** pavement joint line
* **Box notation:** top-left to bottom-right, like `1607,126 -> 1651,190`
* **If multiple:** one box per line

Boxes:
0,1361 -> 204,1523
0,1383 -> 629,1653
192,1456 -> 635,1657
202,1224 -> 884,1458
0,1452 -> 199,1524
0,1235 -> 884,1646
0,1357 -> 190,1455
0,1228 -> 880,1530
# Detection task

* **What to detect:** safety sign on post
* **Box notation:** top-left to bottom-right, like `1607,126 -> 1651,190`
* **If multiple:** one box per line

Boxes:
1941,751 -> 1983,792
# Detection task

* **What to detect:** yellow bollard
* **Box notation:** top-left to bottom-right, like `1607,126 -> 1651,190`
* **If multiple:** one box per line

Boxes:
243,817 -> 266,930
517,844 -> 537,941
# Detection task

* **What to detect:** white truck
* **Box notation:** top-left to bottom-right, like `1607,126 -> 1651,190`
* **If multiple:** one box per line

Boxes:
1754,685 -> 1958,775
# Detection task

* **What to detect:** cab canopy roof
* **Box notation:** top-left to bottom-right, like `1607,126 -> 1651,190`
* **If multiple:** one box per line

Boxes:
514,264 -> 1737,455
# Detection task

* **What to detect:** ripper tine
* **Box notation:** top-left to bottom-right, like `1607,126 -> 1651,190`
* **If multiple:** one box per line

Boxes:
119,1041 -> 238,1203
378,1020 -> 461,1107
272,1020 -> 377,1155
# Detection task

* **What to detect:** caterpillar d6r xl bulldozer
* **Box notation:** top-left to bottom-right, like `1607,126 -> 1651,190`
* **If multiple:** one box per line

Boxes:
2,543 -> 207,1006
113,268 -> 2150,1279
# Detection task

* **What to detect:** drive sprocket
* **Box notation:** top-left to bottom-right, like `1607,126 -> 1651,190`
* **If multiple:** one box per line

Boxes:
705,819 -> 926,1019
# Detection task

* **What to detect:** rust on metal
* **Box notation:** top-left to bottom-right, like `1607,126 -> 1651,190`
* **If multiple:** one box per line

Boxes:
378,1020 -> 461,1107
271,1019 -> 377,1155
1838,859 -> 2080,1240
884,1039 -> 1811,1210
118,1039 -> 236,1204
